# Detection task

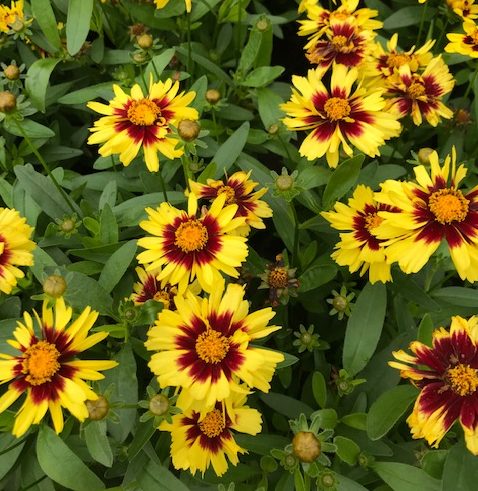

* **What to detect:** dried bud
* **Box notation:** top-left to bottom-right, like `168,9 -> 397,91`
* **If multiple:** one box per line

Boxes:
178,119 -> 200,141
137,33 -> 153,49
418,147 -> 434,165
149,394 -> 169,416
455,108 -> 471,126
86,396 -> 109,421
43,275 -> 67,298
292,431 -> 321,463
0,91 -> 16,113
205,89 -> 221,104
4,65 -> 20,80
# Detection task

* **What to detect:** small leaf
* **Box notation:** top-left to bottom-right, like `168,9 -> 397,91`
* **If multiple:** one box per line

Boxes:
66,0 -> 94,56
260,393 -> 313,418
98,240 -> 137,293
312,371 -> 327,408
341,413 -> 367,431
84,420 -> 113,467
298,263 -> 337,292
418,314 -> 434,346
334,436 -> 360,465
213,122 -> 250,177
25,58 -> 61,112
31,0 -> 62,50
383,6 -> 435,29
371,462 -> 440,491
3,117 -> 55,138
241,66 -> 284,88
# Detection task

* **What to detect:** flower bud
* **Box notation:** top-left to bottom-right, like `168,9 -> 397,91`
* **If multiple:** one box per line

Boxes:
276,174 -> 294,191
178,119 -> 200,142
86,396 -> 110,421
268,123 -> 279,135
4,65 -> 20,80
205,89 -> 221,104
418,147 -> 434,165
256,17 -> 270,32
0,91 -> 16,113
137,34 -> 153,49
318,470 -> 337,489
43,275 -> 67,298
149,394 -> 169,416
60,218 -> 75,233
292,431 -> 321,463
332,295 -> 348,312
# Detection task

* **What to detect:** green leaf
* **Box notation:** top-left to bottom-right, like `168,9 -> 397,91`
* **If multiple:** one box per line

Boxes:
311,408 -> 338,429
25,58 -> 61,112
30,247 -> 57,283
334,436 -> 360,465
37,425 -> 105,491
298,263 -> 337,292
294,469 -> 306,491
442,442 -> 478,491
84,420 -> 113,468
337,474 -> 369,491
127,421 -> 156,460
64,271 -> 113,316
312,371 -> 327,408
371,462 -> 440,491
99,204 -> 119,245
237,28 -> 262,74
241,66 -> 285,87
235,434 -> 289,456
343,282 -> 387,375
3,117 -> 55,138
0,433 -> 25,480
66,0 -> 94,56
31,0 -> 62,50
322,154 -> 365,210
59,82 -> 114,105
98,240 -> 137,293
383,7 -> 435,29
432,287 -> 478,307
367,385 -> 418,441
418,314 -> 434,346
260,393 -> 313,418
145,48 -> 176,81
213,122 -> 250,178
257,87 -> 284,129
341,413 -> 367,431
138,460 -> 189,491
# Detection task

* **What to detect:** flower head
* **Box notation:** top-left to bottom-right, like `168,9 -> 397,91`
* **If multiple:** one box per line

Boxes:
137,193 -> 248,293
87,79 -> 198,172
375,148 -> 478,282
0,298 -> 117,437
0,1 -> 24,34
447,0 -> 478,19
145,282 -> 283,411
160,391 -> 261,476
131,266 -> 177,308
390,316 -> 478,454
258,254 -> 299,306
0,207 -> 35,294
321,185 -> 400,283
281,65 -> 401,167
189,171 -> 272,236
446,19 -> 478,58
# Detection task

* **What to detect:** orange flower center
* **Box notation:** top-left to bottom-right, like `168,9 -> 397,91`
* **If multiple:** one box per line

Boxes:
217,185 -> 236,205
407,82 -> 426,98
331,35 -> 354,53
447,364 -> 478,396
324,97 -> 351,121
22,340 -> 61,386
428,188 -> 469,224
153,290 -> 171,308
199,409 -> 226,438
364,213 -> 383,231
386,53 -> 411,68
268,266 -> 289,289
174,219 -> 209,253
195,329 -> 230,364
127,98 -> 161,126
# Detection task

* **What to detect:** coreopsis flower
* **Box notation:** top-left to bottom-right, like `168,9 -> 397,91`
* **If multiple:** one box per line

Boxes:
131,266 -> 177,308
365,33 -> 435,81
298,0 -> 319,14
87,79 -> 198,172
0,0 -> 24,33
188,171 -> 273,236
390,316 -> 478,454
446,19 -> 478,58
160,391 -> 262,476
298,0 -> 382,44
0,207 -> 35,294
374,148 -> 478,282
281,65 -> 401,167
258,254 -> 299,306
321,185 -> 400,284
304,19 -> 373,70
155,0 -> 192,12
447,0 -> 478,19
145,282 -> 284,411
0,298 -> 117,437
137,193 -> 248,293
385,57 -> 455,126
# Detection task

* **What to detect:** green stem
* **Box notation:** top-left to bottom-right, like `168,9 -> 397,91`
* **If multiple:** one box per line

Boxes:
211,109 -> 219,143
236,0 -> 242,66
463,64 -> 478,101
181,154 -> 191,191
290,201 -> 300,269
157,170 -> 169,202
417,1 -> 428,45
435,18 -> 448,47
187,13 -> 192,87
14,120 -> 77,214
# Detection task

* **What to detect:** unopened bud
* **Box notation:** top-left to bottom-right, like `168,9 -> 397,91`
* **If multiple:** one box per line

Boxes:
86,396 -> 109,421
43,275 -> 67,298
149,394 -> 169,416
256,18 -> 270,32
4,65 -> 20,80
178,119 -> 200,141
268,123 -> 279,135
137,34 -> 153,49
205,89 -> 221,104
332,295 -> 348,312
0,91 -> 16,112
10,18 -> 24,32
276,174 -> 294,191
292,431 -> 321,463
417,147 -> 434,165
60,218 -> 75,233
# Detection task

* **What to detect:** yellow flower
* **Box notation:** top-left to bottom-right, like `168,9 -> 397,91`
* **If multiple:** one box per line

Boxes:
447,0 -> 478,19
446,19 -> 478,58
87,79 -> 198,172
161,391 -> 262,476
137,193 -> 249,294
154,0 -> 192,13
321,185 -> 400,283
281,64 -> 401,167
0,207 -> 35,294
145,281 -> 284,411
375,148 -> 478,282
0,298 -> 117,437
0,0 -> 24,33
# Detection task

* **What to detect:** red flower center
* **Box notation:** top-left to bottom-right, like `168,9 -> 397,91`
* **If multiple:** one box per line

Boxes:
324,97 -> 351,121
127,98 -> 161,126
195,329 -> 230,364
428,188 -> 469,224
199,409 -> 225,438
22,340 -> 60,386
446,363 -> 478,396
174,219 -> 209,252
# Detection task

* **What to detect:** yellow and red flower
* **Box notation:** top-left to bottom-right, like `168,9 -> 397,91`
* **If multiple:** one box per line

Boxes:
87,79 -> 198,172
161,391 -> 261,476
321,185 -> 400,284
281,64 -> 401,167
446,19 -> 478,58
375,148 -> 478,282
390,316 -> 478,454
154,0 -> 192,12
0,207 -> 35,295
0,298 -> 117,437
131,266 -> 177,308
137,193 -> 248,294
447,0 -> 478,19
188,171 -> 272,236
385,57 -> 455,126
145,282 -> 284,411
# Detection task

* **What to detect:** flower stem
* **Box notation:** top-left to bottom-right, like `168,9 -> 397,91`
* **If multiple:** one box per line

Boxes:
157,169 -> 169,202
463,64 -> 478,101
290,201 -> 300,268
417,1 -> 428,45
14,119 -> 77,214
187,12 -> 192,87
181,154 -> 191,191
